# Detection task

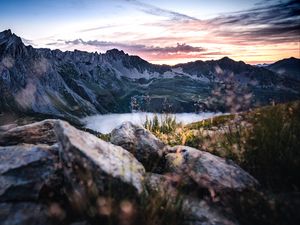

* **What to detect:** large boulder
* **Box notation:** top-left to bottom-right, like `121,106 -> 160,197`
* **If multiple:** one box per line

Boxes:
0,119 -> 57,146
54,120 -> 145,215
0,144 -> 60,202
110,122 -> 167,172
165,146 -> 258,192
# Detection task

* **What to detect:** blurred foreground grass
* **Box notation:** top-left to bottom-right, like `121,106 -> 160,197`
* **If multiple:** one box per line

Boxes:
144,101 -> 300,191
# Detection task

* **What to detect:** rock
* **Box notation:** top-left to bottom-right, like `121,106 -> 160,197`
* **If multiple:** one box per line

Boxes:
165,146 -> 258,192
144,173 -> 180,199
0,119 -> 57,146
0,144 -> 60,202
54,120 -> 145,212
110,122 -> 166,172
0,202 -> 54,225
181,197 -> 238,225
0,123 -> 17,132
145,173 -> 238,225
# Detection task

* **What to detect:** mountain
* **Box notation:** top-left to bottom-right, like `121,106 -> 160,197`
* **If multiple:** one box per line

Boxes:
0,29 -> 299,122
267,57 -> 300,81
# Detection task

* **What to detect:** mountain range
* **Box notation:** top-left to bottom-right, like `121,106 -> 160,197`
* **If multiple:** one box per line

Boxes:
0,29 -> 299,122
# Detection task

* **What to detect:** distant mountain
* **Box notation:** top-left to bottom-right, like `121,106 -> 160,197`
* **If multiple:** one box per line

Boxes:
267,57 -> 300,81
255,63 -> 270,68
0,29 -> 299,121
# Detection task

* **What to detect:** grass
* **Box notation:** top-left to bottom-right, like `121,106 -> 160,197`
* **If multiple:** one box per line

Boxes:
142,101 -> 300,224
143,101 -> 300,192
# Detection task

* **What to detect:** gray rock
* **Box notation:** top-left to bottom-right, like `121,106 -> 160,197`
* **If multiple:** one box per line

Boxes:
145,173 -> 238,225
182,197 -> 238,225
0,123 -> 17,132
110,122 -> 167,172
0,144 -> 60,202
0,202 -> 53,225
54,120 -> 145,208
0,119 -> 57,146
165,146 -> 258,192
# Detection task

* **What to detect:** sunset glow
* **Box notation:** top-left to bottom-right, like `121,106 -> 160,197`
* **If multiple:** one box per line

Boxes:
1,0 -> 299,65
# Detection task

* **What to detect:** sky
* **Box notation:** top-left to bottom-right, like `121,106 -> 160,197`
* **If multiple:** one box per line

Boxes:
0,0 -> 299,65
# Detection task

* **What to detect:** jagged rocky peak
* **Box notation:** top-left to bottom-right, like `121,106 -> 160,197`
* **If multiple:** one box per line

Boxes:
105,48 -> 127,59
0,29 -> 23,45
0,29 -> 27,57
218,56 -> 245,66
219,56 -> 233,62
0,29 -> 14,40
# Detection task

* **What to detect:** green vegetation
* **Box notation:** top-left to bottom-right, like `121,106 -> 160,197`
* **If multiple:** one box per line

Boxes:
142,101 -> 300,225
144,101 -> 300,191
144,114 -> 178,134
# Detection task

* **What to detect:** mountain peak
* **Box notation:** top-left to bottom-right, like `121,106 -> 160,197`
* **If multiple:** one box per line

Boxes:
219,56 -> 235,63
1,29 -> 12,36
0,29 -> 23,44
0,29 -> 26,56
106,48 -> 126,56
0,29 -> 13,41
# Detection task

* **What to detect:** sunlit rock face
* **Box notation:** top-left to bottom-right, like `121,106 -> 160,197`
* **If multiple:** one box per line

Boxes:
1,30 -> 300,121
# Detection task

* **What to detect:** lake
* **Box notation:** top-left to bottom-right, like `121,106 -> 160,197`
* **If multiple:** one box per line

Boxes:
82,112 -> 222,134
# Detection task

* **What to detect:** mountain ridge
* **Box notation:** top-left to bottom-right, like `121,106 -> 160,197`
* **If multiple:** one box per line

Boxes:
0,29 -> 299,122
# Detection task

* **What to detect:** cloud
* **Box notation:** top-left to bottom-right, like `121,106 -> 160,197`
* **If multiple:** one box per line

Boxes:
208,0 -> 300,44
79,24 -> 120,33
40,0 -> 299,64
60,39 -> 206,54
124,0 -> 200,21
21,38 -> 37,46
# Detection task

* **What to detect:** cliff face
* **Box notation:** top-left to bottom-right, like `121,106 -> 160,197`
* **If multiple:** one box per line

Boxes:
0,29 -> 299,121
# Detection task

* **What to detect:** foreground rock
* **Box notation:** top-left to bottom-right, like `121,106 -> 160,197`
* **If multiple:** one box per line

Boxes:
145,173 -> 238,225
110,122 -> 167,172
0,144 -> 60,202
0,202 -> 54,225
0,119 -> 260,225
0,119 -> 57,146
55,120 -> 145,214
165,146 -> 258,192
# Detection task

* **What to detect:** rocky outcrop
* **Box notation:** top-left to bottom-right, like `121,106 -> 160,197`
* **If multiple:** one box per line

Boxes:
0,119 -> 261,225
111,124 -> 259,224
111,122 -> 258,193
0,119 -> 146,224
110,122 -> 167,172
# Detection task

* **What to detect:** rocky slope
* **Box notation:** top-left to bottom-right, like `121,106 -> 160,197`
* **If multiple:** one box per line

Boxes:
0,119 -> 261,225
267,57 -> 300,81
0,29 -> 300,121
